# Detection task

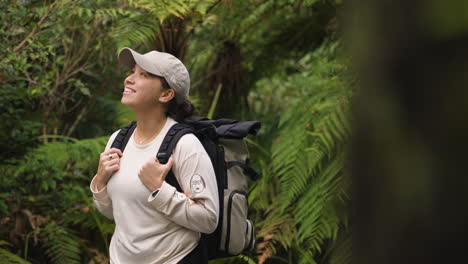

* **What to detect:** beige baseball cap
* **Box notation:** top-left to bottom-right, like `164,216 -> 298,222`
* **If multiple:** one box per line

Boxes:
118,47 -> 190,103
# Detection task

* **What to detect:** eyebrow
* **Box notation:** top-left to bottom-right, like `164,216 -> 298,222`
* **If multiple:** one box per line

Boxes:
131,67 -> 148,75
131,66 -> 160,79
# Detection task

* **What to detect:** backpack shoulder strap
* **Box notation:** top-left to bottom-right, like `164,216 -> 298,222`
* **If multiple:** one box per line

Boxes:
157,123 -> 194,164
157,123 -> 194,192
110,121 -> 137,152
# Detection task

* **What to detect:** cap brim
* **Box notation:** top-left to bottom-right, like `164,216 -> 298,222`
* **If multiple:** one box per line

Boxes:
118,47 -> 139,69
118,48 -> 163,77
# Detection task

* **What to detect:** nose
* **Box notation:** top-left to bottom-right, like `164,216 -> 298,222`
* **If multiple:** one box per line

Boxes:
125,73 -> 135,85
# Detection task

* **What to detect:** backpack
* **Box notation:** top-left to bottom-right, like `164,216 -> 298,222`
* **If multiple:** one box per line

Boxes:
110,116 -> 261,260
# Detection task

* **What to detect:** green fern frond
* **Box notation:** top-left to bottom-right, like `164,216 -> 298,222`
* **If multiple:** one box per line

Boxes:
253,40 -> 353,263
294,153 -> 344,224
112,13 -> 159,51
40,224 -> 82,264
295,245 -> 318,264
272,98 -> 347,213
257,212 -> 296,250
0,249 -> 31,264
62,186 -> 114,255
208,254 -> 256,264
129,0 -> 189,22
248,159 -> 277,214
0,241 -> 31,264
312,101 -> 351,158
191,0 -> 219,15
324,230 -> 351,264
236,0 -> 275,37
96,8 -> 133,21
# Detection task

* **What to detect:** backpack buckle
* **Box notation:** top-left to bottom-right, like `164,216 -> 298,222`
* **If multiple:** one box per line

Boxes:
157,152 -> 169,164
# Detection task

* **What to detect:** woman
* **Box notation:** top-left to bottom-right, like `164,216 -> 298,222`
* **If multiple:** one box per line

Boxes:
90,48 -> 219,264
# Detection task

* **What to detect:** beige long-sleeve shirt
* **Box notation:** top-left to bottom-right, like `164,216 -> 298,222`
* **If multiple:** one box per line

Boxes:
90,117 -> 219,264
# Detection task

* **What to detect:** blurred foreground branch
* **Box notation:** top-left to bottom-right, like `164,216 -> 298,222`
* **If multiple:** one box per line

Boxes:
349,0 -> 468,263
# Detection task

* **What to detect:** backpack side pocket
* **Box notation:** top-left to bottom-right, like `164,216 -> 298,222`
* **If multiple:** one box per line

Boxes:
221,191 -> 249,255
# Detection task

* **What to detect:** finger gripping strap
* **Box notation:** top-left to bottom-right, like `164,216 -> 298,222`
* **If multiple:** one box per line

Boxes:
157,123 -> 194,192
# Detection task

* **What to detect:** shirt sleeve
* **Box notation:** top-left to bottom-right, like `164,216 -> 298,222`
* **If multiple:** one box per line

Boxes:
147,134 -> 219,234
90,175 -> 114,220
89,130 -> 120,220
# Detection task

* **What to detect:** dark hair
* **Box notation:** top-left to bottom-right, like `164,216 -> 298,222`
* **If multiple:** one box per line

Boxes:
159,76 -> 195,122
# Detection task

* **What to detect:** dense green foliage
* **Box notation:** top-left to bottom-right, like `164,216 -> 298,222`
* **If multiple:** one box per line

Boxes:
0,136 -> 112,263
0,0 -> 352,263
0,0 -> 124,160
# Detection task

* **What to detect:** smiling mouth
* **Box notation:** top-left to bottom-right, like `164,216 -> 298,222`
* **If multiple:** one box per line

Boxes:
123,87 -> 136,94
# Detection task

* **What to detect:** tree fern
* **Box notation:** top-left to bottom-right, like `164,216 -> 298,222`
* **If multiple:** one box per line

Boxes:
111,0 -> 219,50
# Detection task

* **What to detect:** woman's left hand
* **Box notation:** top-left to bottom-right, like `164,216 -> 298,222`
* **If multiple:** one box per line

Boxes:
138,156 -> 174,192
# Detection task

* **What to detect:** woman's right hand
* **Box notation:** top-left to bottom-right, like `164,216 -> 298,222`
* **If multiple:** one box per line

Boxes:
95,148 -> 123,191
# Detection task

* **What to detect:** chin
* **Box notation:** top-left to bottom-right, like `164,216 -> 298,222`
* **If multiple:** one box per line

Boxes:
121,97 -> 136,109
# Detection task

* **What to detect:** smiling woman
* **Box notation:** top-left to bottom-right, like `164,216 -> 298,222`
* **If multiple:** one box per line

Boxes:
89,48 -> 218,264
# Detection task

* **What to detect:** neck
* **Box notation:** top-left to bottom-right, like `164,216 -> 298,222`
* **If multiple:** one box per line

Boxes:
133,105 -> 168,144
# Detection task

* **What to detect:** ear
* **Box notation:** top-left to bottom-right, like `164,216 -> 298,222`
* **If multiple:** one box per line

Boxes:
159,89 -> 175,103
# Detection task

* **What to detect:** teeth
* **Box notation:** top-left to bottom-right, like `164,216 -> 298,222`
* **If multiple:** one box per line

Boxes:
124,88 -> 135,93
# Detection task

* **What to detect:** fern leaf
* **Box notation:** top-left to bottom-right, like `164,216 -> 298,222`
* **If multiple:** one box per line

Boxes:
328,233 -> 352,264
112,13 -> 159,51
0,241 -> 31,264
129,0 -> 189,22
295,245 -> 318,264
237,0 -> 275,37
40,224 -> 82,264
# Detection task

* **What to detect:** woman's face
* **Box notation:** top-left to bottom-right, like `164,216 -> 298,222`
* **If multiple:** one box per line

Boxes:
121,64 -> 167,110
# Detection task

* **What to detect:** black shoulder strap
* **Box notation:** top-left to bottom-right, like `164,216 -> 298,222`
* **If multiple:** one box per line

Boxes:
157,123 -> 194,192
157,123 -> 194,164
110,121 -> 137,152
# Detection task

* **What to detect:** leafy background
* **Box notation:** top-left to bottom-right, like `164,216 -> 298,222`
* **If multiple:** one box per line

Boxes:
0,0 -> 353,263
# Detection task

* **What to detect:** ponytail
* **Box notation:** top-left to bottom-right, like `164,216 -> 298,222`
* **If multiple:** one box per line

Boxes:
166,99 -> 195,122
